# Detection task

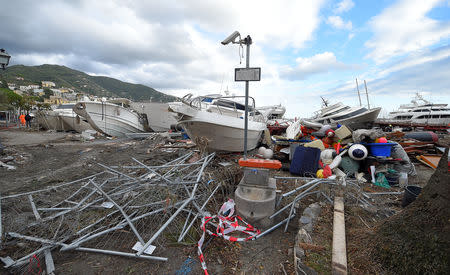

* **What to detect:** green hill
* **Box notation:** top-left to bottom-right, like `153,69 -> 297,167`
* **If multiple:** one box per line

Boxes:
2,64 -> 177,102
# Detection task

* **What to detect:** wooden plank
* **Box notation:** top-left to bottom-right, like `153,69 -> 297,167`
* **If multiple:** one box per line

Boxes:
332,196 -> 347,275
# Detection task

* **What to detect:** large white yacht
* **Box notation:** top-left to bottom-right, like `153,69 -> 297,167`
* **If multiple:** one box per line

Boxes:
386,93 -> 450,126
168,94 -> 267,152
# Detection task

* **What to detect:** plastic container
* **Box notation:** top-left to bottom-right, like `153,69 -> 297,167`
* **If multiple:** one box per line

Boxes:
385,172 -> 399,185
399,172 -> 408,187
239,158 -> 282,169
365,143 -> 396,157
402,186 -> 422,207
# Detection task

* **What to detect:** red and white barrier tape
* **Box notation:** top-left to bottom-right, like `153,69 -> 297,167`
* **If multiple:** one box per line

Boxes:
197,199 -> 260,275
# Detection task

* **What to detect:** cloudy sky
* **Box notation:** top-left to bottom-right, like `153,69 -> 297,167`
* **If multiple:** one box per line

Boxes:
2,0 -> 450,117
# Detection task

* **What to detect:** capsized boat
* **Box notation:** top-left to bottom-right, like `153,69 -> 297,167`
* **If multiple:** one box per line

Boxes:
73,99 -> 150,137
306,101 -> 381,129
130,102 -> 178,132
168,94 -> 267,152
36,103 -> 93,133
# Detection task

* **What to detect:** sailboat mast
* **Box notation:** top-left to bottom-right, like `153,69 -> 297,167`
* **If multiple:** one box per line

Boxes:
364,80 -> 371,110
356,78 -> 362,106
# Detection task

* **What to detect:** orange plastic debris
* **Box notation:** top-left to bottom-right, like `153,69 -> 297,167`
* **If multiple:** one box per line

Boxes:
238,158 -> 282,169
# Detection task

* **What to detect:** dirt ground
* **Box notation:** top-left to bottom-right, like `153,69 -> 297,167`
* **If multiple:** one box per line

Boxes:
0,128 -> 445,275
0,128 -> 297,275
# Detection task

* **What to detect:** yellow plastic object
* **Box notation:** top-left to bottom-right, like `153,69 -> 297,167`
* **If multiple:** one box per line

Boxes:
316,169 -> 324,178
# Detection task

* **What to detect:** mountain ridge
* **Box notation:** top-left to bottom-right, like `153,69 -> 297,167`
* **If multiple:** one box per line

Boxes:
2,64 -> 177,102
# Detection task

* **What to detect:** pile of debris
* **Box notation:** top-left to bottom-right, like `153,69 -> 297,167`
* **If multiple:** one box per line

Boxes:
0,151 -> 222,274
271,123 -> 422,189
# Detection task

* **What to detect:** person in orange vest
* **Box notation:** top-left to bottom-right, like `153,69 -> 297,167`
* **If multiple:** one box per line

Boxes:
19,114 -> 26,126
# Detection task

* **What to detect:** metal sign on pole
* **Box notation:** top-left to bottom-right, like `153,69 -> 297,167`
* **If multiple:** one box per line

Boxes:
221,32 -> 261,160
235,68 -> 261,82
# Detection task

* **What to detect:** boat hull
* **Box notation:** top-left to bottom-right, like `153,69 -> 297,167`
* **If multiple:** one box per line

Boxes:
36,112 -> 66,131
60,114 -> 94,133
336,107 -> 381,129
310,107 -> 381,129
169,102 -> 266,152
179,120 -> 264,152
130,102 -> 177,132
74,102 -> 146,137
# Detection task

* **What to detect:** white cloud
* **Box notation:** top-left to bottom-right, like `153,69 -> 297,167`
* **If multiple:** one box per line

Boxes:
280,52 -> 357,80
2,0 -> 327,95
327,16 -> 353,30
365,0 -> 450,64
131,0 -> 326,49
334,0 -> 354,14
321,46 -> 450,115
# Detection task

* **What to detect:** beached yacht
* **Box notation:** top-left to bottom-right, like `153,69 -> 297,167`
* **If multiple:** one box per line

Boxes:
168,94 -> 267,152
306,101 -> 381,129
36,103 -> 93,133
130,102 -> 178,132
73,99 -> 150,137
386,93 -> 450,126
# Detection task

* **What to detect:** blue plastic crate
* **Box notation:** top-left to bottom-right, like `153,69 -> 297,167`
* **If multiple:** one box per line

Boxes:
366,143 -> 396,157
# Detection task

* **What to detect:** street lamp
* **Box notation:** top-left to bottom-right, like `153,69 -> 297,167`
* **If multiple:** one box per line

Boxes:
221,31 -> 260,159
0,49 -> 11,70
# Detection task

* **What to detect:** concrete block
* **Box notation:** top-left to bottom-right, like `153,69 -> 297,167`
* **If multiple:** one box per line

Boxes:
243,167 -> 269,186
300,216 -> 312,224
235,177 -> 276,228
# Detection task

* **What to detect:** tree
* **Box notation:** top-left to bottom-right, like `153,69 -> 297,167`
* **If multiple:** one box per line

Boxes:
43,88 -> 53,99
0,75 -> 8,89
374,148 -> 449,274
2,88 -> 23,108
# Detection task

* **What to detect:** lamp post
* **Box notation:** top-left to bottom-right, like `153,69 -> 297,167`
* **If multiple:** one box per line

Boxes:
221,32 -> 260,159
0,49 -> 11,70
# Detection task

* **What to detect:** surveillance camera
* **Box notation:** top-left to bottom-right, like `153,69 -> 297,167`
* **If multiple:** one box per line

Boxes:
221,31 -> 241,45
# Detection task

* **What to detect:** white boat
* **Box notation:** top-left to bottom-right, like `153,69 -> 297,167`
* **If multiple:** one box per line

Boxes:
257,104 -> 293,135
168,94 -> 267,152
36,104 -> 93,133
257,104 -> 286,121
306,101 -> 381,129
73,99 -> 150,137
386,93 -> 450,126
129,102 -> 178,132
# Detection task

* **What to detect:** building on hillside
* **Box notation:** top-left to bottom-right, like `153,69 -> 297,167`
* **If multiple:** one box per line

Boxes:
19,86 -> 30,91
7,83 -> 16,90
44,96 -> 69,105
16,77 -> 24,81
41,81 -> 56,88
32,88 -> 44,96
50,88 -> 62,97
63,92 -> 77,101
14,90 -> 23,96
28,85 -> 40,90
59,87 -> 70,93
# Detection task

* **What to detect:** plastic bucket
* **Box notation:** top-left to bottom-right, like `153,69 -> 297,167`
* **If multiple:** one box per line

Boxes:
402,186 -> 422,207
366,143 -> 396,157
